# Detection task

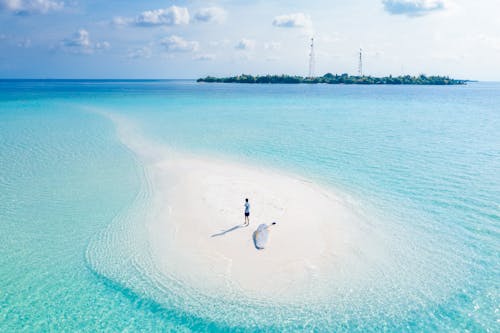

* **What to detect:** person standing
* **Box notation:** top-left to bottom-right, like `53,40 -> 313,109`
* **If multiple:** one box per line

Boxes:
244,198 -> 250,226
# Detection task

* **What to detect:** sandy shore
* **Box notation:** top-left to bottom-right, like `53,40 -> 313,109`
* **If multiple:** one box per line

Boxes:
105,113 -> 390,303
149,154 -> 363,300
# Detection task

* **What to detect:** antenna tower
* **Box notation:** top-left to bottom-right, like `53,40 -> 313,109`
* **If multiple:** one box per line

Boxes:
308,38 -> 315,78
358,48 -> 363,76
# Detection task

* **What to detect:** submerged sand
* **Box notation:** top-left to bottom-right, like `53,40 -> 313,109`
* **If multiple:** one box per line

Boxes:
84,111 -> 460,327
103,113 -> 393,304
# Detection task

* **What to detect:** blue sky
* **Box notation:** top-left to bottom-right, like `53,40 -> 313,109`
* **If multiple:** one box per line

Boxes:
1,0 -> 499,80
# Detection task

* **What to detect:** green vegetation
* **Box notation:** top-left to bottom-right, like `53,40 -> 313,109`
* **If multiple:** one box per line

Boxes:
197,73 -> 466,85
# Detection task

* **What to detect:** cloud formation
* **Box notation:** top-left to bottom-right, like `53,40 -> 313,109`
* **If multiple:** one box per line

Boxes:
194,7 -> 226,23
0,0 -> 63,15
135,6 -> 189,26
128,46 -> 152,59
95,41 -> 110,50
382,0 -> 449,17
160,35 -> 199,52
60,29 -> 109,54
17,38 -> 31,48
272,13 -> 312,28
111,16 -> 130,27
235,38 -> 255,51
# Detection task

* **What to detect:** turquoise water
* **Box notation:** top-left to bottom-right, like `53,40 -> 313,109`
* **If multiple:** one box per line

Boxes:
0,80 -> 498,331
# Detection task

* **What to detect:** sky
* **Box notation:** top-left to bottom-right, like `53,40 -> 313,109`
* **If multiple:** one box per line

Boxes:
0,0 -> 499,80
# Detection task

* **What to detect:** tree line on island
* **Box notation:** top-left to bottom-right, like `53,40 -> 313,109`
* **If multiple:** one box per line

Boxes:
197,73 -> 466,85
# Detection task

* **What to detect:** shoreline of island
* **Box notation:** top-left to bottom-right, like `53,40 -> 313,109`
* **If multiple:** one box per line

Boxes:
197,73 -> 467,85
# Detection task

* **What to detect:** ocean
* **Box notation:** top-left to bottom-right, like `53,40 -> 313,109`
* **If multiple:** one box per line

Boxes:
0,80 -> 498,332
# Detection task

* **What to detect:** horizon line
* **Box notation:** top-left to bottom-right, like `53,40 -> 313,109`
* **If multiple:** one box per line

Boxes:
0,77 -> 487,81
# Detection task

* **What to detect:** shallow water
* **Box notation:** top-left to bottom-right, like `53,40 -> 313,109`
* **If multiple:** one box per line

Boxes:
0,80 -> 498,331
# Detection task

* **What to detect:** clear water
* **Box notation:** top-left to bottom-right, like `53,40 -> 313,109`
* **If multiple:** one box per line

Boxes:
0,80 -> 498,332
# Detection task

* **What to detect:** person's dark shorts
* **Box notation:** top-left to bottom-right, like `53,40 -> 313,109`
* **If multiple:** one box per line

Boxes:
245,212 -> 250,217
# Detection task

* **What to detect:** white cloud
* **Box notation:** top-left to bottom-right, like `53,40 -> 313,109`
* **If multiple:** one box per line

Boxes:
135,6 -> 189,26
128,46 -> 152,59
63,29 -> 90,48
235,38 -> 255,50
0,0 -> 63,15
17,38 -> 31,48
59,29 -> 110,54
194,7 -> 226,23
264,41 -> 281,50
111,16 -> 132,27
382,0 -> 450,17
272,13 -> 312,28
193,54 -> 215,61
95,41 -> 110,50
160,35 -> 199,52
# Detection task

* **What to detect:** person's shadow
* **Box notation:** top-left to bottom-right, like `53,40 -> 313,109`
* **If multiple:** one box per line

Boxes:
211,224 -> 245,237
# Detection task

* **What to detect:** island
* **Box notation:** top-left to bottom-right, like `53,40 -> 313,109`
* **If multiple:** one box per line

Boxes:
197,73 -> 466,85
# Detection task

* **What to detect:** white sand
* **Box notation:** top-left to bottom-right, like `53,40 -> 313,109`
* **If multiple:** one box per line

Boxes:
108,113 -> 391,304
83,111 -> 459,325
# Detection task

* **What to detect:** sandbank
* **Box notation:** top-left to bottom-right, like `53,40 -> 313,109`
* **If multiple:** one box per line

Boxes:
103,113 -> 390,304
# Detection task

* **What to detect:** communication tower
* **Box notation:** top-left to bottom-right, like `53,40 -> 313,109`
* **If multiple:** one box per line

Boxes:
358,48 -> 363,76
308,38 -> 315,78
